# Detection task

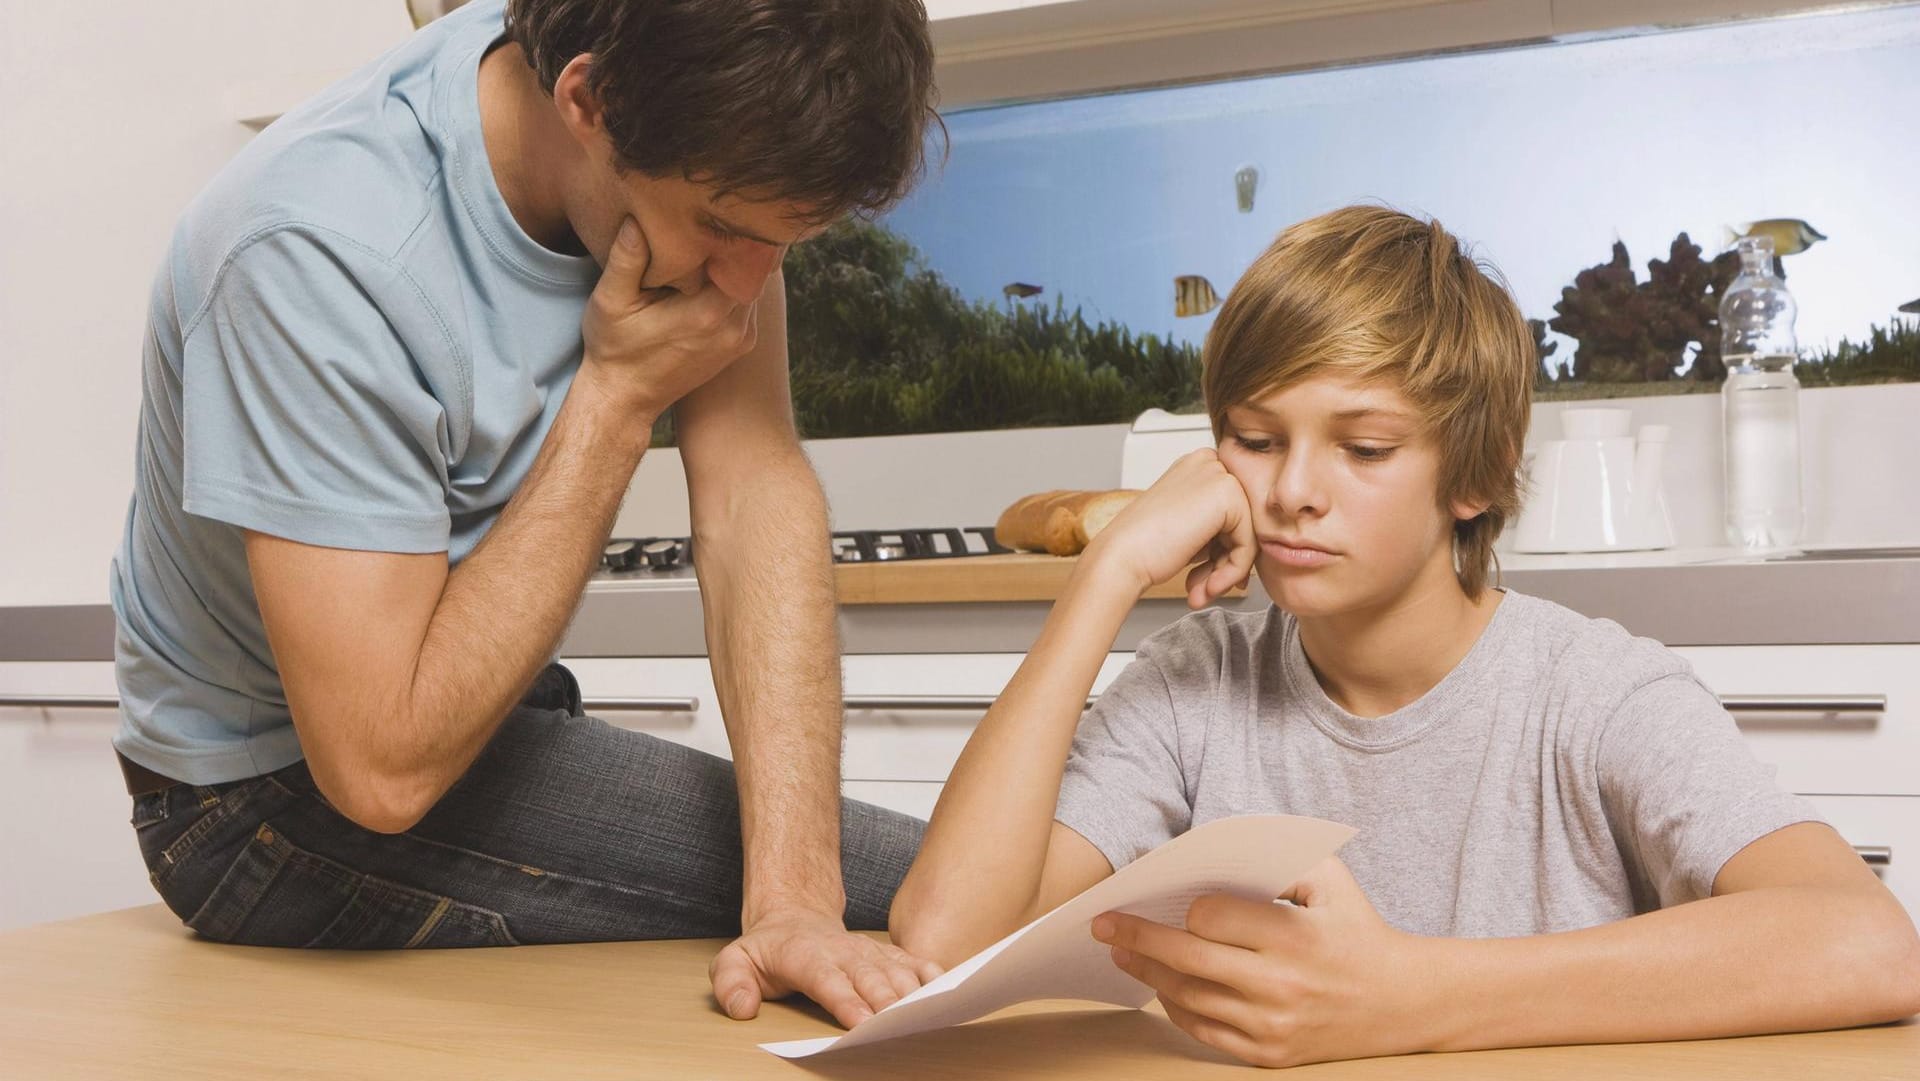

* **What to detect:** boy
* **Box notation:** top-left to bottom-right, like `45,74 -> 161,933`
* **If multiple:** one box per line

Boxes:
890,206 -> 1920,1067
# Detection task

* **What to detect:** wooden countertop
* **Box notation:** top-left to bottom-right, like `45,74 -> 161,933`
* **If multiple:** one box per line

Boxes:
834,551 -> 1247,605
3,905 -> 1915,1080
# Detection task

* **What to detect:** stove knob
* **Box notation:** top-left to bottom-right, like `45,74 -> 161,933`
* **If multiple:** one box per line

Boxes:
603,539 -> 641,572
642,539 -> 681,570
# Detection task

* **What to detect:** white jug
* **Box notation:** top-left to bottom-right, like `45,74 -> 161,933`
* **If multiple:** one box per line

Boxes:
1514,408 -> 1674,553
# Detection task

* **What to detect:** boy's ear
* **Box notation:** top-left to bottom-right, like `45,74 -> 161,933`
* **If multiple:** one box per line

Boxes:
1449,496 -> 1492,522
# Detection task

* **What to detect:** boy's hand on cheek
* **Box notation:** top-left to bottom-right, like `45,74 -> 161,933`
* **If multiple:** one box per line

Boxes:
1082,449 -> 1257,608
1091,858 -> 1438,1068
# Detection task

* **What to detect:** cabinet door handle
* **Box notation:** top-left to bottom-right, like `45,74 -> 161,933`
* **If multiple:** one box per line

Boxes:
581,697 -> 699,713
0,694 -> 118,709
1854,845 -> 1892,868
844,695 -> 1097,712
1719,695 -> 1886,717
4,693 -> 703,714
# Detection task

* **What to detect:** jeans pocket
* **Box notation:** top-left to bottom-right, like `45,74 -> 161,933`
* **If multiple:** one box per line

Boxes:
185,822 -> 519,949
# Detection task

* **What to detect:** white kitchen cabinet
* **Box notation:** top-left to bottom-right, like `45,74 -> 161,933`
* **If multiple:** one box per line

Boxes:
566,651 -> 1140,790
557,657 -> 727,760
0,662 -> 157,932
1671,644 -> 1920,796
565,653 -> 1141,821
838,652 -> 1135,784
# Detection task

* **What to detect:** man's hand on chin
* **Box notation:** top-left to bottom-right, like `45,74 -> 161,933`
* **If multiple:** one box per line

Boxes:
709,907 -> 946,1028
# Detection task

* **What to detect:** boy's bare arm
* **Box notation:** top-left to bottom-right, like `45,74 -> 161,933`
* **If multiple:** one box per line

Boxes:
1425,822 -> 1920,1050
1094,822 -> 1920,1068
887,555 -> 1140,965
890,450 -> 1258,966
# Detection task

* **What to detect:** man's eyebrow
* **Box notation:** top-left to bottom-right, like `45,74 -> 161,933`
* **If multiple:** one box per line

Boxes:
705,212 -> 779,247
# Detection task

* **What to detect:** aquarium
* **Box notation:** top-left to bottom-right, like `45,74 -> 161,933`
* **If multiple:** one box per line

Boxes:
766,3 -> 1920,440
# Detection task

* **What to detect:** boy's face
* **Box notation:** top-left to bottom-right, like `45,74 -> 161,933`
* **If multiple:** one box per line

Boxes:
1216,374 -> 1482,618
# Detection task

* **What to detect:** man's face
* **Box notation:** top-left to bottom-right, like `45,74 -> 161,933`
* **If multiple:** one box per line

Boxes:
581,166 -> 823,305
1215,374 -> 1475,618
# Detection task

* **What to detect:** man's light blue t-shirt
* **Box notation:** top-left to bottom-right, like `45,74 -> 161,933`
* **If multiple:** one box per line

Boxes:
110,0 -> 602,784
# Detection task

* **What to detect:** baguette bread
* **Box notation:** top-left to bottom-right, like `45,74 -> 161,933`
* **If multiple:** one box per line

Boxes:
994,489 -> 1142,556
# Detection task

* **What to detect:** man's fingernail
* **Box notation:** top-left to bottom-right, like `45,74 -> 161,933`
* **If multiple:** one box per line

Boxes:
1112,945 -> 1133,967
1091,916 -> 1114,942
727,992 -> 750,1017
617,218 -> 638,248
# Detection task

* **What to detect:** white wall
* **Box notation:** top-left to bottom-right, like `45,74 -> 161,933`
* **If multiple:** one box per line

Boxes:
0,1 -> 411,607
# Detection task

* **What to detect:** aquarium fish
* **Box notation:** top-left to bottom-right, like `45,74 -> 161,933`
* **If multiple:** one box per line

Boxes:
1234,165 -> 1259,213
1722,219 -> 1827,256
1175,275 -> 1220,318
1900,297 -> 1920,315
1002,282 -> 1044,299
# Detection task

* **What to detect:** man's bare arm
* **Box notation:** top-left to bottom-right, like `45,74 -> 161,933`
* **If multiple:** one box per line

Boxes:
251,220 -> 754,832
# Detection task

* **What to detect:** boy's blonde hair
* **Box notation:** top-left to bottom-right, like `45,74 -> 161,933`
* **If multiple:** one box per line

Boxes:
1201,205 -> 1533,598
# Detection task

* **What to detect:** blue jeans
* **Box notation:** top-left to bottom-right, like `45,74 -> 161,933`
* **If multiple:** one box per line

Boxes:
127,664 -> 925,948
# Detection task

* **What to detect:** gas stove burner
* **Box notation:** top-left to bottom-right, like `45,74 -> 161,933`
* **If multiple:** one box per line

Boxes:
602,536 -> 692,573
602,527 -> 1010,572
830,527 -> 1010,564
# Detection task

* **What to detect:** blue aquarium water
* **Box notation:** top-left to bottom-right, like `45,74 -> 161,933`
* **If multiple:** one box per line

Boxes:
880,5 -> 1920,365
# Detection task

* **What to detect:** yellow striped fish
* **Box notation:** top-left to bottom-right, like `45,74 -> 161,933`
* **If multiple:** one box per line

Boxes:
1722,219 -> 1827,257
1174,275 -> 1220,318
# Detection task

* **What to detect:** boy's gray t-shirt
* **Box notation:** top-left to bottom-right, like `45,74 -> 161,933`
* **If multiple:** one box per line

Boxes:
1055,590 -> 1821,936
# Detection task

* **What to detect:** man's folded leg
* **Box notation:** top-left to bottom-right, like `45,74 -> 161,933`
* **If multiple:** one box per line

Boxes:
135,702 -> 925,948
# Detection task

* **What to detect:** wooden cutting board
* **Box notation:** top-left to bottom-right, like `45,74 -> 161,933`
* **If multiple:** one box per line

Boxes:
833,551 -> 1246,605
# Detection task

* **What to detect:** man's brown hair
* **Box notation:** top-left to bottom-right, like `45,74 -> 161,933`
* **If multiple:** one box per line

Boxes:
1202,205 -> 1534,598
505,0 -> 941,221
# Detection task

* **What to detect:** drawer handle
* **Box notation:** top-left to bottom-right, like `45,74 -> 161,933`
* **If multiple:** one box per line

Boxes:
1855,845 -> 1892,868
844,695 -> 1097,712
0,694 -> 120,709
1719,695 -> 1886,716
581,697 -> 699,713
3,693 -> 702,714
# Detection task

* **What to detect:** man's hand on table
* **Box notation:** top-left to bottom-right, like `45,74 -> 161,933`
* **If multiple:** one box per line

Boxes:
709,907 -> 946,1028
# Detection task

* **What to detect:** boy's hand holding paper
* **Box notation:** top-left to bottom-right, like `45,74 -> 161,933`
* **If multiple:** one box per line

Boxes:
761,815 -> 1354,1059
1094,852 -> 1432,1068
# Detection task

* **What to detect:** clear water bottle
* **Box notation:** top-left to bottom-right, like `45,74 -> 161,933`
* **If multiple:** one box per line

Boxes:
1719,235 -> 1803,549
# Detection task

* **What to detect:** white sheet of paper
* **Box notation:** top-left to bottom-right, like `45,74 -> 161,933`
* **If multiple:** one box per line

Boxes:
760,814 -> 1355,1059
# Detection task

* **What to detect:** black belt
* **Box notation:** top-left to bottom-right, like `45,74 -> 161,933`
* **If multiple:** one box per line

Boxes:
117,751 -> 182,797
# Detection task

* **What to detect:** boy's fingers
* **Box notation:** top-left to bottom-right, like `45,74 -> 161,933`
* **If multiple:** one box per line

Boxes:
1188,560 -> 1218,609
1219,501 -> 1259,589
1185,559 -> 1213,597
1096,913 -> 1253,987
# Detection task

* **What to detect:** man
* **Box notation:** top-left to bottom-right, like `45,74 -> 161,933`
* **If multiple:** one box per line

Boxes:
110,0 -> 942,1028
